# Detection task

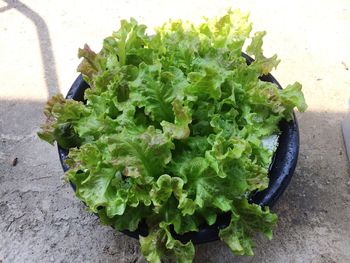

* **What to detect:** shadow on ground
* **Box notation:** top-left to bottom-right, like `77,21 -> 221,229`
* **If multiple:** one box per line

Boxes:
1,0 -> 59,97
1,99 -> 349,262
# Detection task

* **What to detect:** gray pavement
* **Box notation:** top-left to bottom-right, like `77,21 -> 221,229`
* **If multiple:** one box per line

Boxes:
1,0 -> 350,262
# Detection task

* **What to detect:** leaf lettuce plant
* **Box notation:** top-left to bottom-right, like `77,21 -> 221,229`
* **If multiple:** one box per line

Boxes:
38,9 -> 306,263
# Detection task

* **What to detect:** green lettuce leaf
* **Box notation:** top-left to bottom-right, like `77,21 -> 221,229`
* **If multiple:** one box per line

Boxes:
140,222 -> 195,263
219,199 -> 277,255
130,63 -> 187,122
246,31 -> 280,75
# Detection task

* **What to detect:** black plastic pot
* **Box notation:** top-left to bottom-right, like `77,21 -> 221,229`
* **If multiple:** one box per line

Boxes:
58,53 -> 299,244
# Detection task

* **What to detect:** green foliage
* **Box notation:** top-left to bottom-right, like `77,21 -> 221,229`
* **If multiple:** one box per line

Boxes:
38,9 -> 306,263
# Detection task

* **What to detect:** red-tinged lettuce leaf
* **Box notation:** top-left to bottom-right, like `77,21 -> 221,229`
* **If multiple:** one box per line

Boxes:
280,82 -> 307,113
37,94 -> 88,149
161,99 -> 192,140
107,126 -> 174,184
77,44 -> 100,79
140,222 -> 195,263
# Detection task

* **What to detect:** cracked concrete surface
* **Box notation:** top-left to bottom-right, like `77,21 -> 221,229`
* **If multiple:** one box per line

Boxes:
1,0 -> 350,262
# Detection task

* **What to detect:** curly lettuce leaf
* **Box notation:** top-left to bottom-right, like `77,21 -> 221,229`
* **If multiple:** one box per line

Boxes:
246,31 -> 280,75
161,99 -> 192,139
140,222 -> 195,263
130,63 -> 187,122
37,94 -> 87,149
219,199 -> 277,255
108,126 -> 174,183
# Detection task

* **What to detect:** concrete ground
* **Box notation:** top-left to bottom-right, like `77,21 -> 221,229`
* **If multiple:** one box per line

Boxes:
1,0 -> 350,262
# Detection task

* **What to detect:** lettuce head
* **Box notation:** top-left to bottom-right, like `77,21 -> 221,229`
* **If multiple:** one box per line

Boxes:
38,9 -> 306,263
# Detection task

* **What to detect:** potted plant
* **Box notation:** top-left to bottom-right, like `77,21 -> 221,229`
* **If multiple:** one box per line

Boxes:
38,9 -> 306,263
